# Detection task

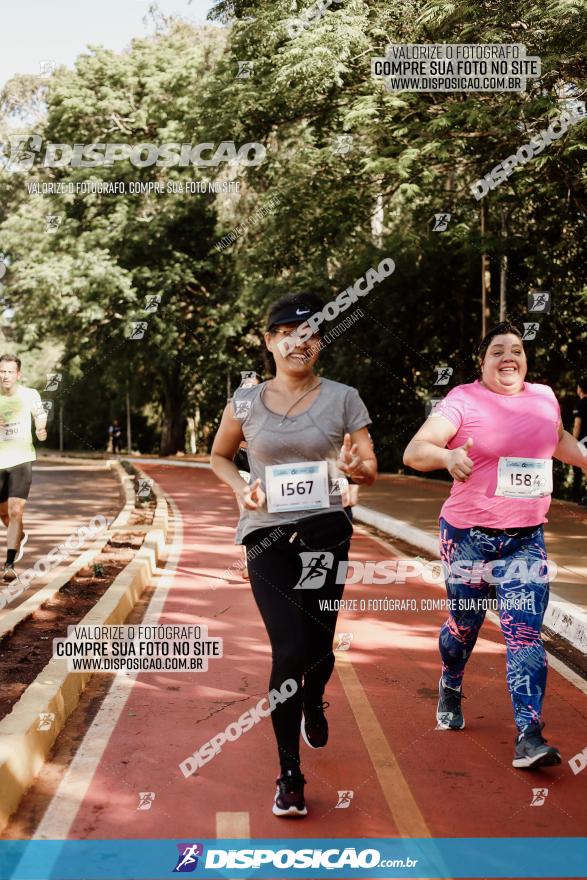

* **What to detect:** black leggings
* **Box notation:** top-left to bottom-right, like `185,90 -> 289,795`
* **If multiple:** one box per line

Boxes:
244,518 -> 350,772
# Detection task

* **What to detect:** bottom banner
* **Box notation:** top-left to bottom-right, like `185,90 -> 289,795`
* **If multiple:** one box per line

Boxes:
0,837 -> 586,879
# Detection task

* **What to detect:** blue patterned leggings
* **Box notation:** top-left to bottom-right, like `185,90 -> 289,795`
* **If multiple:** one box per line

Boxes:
438,517 -> 550,732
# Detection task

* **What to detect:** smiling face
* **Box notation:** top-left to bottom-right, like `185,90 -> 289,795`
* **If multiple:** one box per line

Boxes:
0,359 -> 20,393
265,323 -> 320,377
480,333 -> 527,394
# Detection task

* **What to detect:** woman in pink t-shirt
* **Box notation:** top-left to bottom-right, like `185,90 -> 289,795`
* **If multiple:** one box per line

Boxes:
404,322 -> 587,770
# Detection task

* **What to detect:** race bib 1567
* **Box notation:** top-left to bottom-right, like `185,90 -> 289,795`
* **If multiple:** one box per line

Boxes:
265,461 -> 330,513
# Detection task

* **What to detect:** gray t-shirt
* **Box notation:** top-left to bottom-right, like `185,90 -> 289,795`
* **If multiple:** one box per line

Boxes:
232,377 -> 371,542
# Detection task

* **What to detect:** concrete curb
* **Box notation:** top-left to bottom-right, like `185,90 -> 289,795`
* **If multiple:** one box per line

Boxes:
354,504 -> 439,556
353,505 -> 587,654
0,465 -> 171,830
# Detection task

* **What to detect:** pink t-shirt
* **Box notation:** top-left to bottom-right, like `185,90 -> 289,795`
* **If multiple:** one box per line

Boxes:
433,380 -> 561,528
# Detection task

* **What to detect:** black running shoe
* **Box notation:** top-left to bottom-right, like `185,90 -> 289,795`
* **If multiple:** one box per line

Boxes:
272,769 -> 307,817
301,701 -> 330,749
436,677 -> 465,730
512,722 -> 561,769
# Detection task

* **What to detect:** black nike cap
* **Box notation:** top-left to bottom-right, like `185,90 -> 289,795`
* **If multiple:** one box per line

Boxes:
266,292 -> 325,331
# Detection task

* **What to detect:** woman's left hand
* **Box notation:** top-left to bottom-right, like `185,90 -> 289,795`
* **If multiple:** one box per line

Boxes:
337,433 -> 364,480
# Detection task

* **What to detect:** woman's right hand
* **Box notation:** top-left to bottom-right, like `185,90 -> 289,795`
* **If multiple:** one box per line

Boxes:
445,437 -> 474,482
238,478 -> 266,510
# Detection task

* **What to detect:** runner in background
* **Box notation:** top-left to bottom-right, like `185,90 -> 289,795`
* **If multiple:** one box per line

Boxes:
0,354 -> 47,581
211,292 -> 377,816
571,378 -> 587,505
108,418 -> 123,454
403,322 -> 587,769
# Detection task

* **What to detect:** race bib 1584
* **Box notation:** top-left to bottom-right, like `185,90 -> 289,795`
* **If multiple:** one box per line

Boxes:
495,457 -> 553,498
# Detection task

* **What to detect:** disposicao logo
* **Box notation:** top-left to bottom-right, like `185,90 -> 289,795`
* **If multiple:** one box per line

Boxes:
0,136 -> 266,172
173,843 -> 204,872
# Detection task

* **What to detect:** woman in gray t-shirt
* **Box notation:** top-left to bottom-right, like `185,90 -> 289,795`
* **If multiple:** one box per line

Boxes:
211,292 -> 377,818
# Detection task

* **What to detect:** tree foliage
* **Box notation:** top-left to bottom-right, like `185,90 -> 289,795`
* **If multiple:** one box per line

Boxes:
0,0 -> 585,486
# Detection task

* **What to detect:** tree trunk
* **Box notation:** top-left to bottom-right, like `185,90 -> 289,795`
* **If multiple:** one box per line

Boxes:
480,202 -> 491,338
160,368 -> 186,456
499,208 -> 509,322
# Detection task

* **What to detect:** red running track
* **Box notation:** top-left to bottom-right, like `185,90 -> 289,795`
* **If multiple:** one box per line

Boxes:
31,465 -> 587,844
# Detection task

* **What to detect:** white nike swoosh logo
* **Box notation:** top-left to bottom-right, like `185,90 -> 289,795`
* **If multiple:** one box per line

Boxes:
296,309 -> 310,315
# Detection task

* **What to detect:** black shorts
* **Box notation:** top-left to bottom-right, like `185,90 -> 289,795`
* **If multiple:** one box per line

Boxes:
0,461 -> 33,502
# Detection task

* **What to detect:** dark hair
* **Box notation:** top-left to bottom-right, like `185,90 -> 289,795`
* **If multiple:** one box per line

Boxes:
478,322 -> 524,363
0,354 -> 21,370
263,292 -> 326,375
578,378 -> 587,393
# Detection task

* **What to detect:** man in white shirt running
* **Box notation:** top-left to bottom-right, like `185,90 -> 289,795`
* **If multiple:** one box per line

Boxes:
0,354 -> 47,581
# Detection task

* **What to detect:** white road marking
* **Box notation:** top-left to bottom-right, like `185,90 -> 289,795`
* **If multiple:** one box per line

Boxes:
33,490 -> 182,840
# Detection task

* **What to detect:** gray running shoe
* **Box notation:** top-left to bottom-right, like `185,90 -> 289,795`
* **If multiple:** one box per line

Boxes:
512,722 -> 561,769
436,677 -> 465,730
